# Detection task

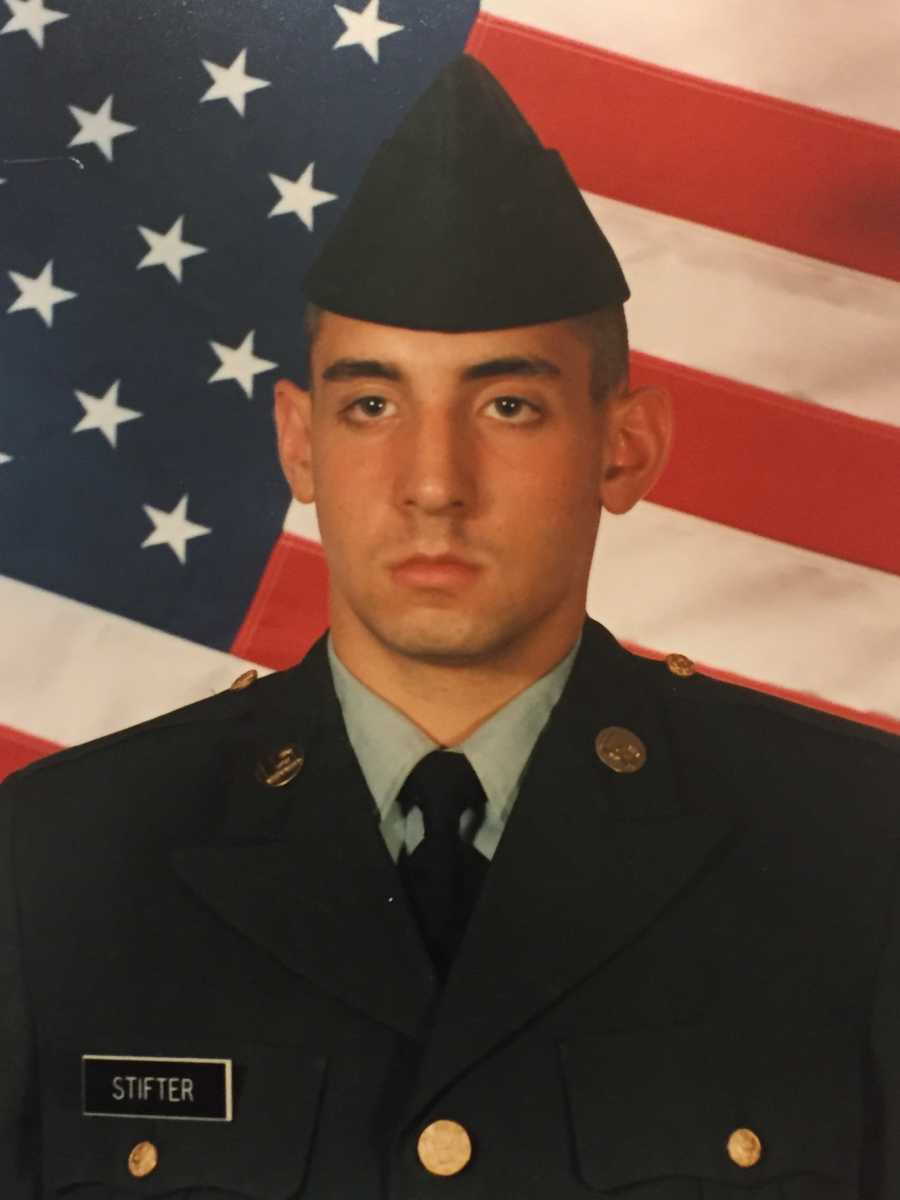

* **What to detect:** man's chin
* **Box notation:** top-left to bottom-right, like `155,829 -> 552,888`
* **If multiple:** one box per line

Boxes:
364,607 -> 505,665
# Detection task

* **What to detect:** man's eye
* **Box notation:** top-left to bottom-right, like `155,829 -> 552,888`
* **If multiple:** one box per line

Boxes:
346,396 -> 389,419
490,396 -> 540,421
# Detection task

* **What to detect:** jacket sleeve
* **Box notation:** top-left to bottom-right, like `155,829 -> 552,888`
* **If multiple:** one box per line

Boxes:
0,776 -> 39,1197
864,841 -> 900,1198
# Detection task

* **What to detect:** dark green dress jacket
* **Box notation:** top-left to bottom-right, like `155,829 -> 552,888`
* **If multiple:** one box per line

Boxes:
2,615 -> 899,1198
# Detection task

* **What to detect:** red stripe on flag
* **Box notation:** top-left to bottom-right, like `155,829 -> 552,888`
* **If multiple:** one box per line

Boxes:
466,13 -> 900,282
0,724 -> 61,781
627,643 -> 900,737
231,531 -> 329,669
636,353 -> 900,576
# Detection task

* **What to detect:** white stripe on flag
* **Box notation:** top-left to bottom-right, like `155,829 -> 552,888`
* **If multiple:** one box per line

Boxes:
591,501 -> 900,722
284,499 -> 321,541
480,0 -> 900,129
0,575 -> 267,748
584,191 -> 900,426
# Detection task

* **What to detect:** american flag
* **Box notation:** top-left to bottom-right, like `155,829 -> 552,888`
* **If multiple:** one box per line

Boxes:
2,0 -> 898,777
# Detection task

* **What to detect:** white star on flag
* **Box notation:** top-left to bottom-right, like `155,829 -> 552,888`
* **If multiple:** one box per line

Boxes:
7,260 -> 77,327
1,0 -> 68,48
136,215 -> 207,283
268,162 -> 337,232
141,494 -> 211,565
200,48 -> 271,117
0,452 -> 12,465
333,0 -> 403,64
72,380 -> 142,448
68,95 -> 137,163
208,329 -> 277,399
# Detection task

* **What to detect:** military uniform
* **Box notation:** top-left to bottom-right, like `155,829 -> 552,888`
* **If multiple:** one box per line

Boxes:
2,614 -> 900,1198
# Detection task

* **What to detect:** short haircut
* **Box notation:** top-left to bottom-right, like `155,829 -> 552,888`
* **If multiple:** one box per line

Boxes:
564,305 -> 630,404
303,300 -> 629,405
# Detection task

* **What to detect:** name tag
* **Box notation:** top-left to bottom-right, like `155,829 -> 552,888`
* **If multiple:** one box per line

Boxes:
82,1055 -> 233,1121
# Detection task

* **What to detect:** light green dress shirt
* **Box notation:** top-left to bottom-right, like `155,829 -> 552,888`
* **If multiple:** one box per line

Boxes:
326,630 -> 582,862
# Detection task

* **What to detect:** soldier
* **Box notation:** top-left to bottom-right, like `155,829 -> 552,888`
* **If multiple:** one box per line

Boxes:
2,54 -> 899,1199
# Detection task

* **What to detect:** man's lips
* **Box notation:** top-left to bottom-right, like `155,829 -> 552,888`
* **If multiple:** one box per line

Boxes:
393,554 -> 477,569
390,554 -> 482,586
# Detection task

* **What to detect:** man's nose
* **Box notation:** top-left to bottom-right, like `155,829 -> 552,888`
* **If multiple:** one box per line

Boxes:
399,408 -> 475,514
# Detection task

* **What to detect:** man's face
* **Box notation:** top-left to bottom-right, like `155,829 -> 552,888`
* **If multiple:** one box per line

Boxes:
278,311 -> 620,666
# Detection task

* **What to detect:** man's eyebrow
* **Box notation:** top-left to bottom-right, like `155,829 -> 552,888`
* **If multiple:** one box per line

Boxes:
461,356 -> 561,382
319,355 -> 562,384
320,359 -> 402,383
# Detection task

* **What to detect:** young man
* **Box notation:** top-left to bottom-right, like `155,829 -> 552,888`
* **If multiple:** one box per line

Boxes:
2,55 -> 899,1199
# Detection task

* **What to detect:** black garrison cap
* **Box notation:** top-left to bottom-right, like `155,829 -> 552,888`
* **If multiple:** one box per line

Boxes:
303,54 -> 629,332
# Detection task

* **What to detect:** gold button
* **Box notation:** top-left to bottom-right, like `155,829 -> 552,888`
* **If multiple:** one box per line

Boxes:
727,1127 -> 762,1168
594,726 -> 647,774
255,745 -> 304,787
127,1140 -> 159,1178
665,652 -> 695,678
417,1119 -> 473,1176
229,669 -> 258,691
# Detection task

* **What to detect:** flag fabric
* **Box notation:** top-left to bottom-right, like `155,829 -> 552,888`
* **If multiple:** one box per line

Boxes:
0,0 -> 477,774
2,0 -> 898,778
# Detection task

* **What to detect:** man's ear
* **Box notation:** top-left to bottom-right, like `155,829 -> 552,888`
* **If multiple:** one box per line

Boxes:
598,384 -> 673,515
273,378 -> 315,503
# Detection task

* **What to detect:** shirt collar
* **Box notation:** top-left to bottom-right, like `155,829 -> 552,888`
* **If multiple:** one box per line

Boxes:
326,629 -> 582,828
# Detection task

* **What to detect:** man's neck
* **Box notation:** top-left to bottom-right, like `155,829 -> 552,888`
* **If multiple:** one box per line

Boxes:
328,612 -> 583,746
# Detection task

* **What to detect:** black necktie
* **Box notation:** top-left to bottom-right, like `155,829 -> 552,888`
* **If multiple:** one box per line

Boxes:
396,749 -> 489,979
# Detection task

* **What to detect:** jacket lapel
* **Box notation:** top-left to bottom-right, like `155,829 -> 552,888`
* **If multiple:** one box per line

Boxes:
171,631 -> 437,1041
402,617 -> 733,1120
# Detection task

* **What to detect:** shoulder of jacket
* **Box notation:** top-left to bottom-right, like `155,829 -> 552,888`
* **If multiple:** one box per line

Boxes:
622,649 -> 900,842
638,648 -> 900,759
3,667 -> 285,789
